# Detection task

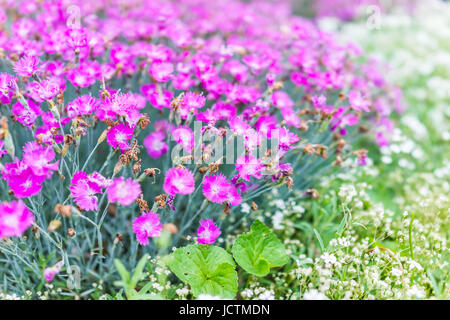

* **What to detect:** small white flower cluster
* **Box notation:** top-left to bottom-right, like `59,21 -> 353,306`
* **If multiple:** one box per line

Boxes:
0,291 -> 24,300
240,285 -> 276,300
239,173 -> 449,300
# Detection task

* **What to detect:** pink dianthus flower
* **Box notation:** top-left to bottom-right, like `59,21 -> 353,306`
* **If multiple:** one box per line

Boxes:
144,131 -> 168,159
197,219 -> 221,245
132,212 -> 162,245
107,124 -> 133,151
163,167 -> 195,196
202,173 -> 231,204
0,200 -> 34,238
107,177 -> 141,206
13,55 -> 40,77
235,155 -> 264,181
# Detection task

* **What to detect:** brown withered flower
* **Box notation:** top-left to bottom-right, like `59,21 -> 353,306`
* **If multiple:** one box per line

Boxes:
286,177 -> 294,190
108,203 -> 117,217
133,159 -> 142,175
48,220 -> 62,232
144,168 -> 161,183
139,114 -> 151,130
162,223 -> 178,234
136,194 -> 150,212
198,166 -> 209,174
54,204 -> 72,218
67,228 -> 76,237
223,203 -> 230,216
303,144 -> 315,155
304,188 -> 319,199
154,194 -> 167,208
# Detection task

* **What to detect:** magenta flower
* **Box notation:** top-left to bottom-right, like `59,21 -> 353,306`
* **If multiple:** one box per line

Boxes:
223,59 -> 248,83
227,184 -> 243,206
0,200 -> 34,238
11,100 -> 40,128
181,92 -> 206,110
172,126 -> 194,153
22,141 -> 58,178
132,212 -> 162,245
229,117 -> 251,136
107,124 -> 133,151
107,177 -> 141,206
98,92 -> 141,120
255,114 -> 278,138
0,140 -> 6,158
236,155 -> 264,181
65,27 -> 88,49
70,171 -> 109,211
272,91 -> 294,110
141,83 -> 173,110
0,72 -> 17,104
35,77 -> 62,101
348,90 -> 371,112
144,131 -> 168,159
202,174 -> 231,204
178,92 -> 205,119
67,68 -> 94,88
376,131 -> 389,147
149,62 -> 174,82
163,167 -> 195,196
13,55 -> 40,77
197,219 -> 221,245
43,261 -> 64,283
2,161 -> 44,198
214,102 -> 236,119
278,127 -> 300,151
66,95 -> 100,118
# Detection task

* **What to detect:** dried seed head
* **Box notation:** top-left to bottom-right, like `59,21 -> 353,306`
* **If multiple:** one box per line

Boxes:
50,127 -> 59,136
272,81 -> 284,90
57,90 -> 64,105
54,204 -> 72,218
223,203 -> 230,216
48,220 -> 62,232
334,154 -> 343,167
136,195 -> 149,212
75,127 -> 86,137
317,145 -> 328,160
139,114 -> 151,130
108,204 -> 117,217
31,225 -> 40,238
198,166 -> 209,174
208,163 -> 219,174
67,228 -> 76,237
286,177 -> 294,190
97,129 -> 108,144
36,133 -> 45,144
303,144 -> 315,155
179,155 -> 194,163
305,188 -> 319,199
154,194 -> 167,208
162,223 -> 178,234
358,125 -> 369,133
133,159 -> 142,175
337,139 -> 346,149
144,167 -> 160,177
64,134 -> 75,145
299,109 -> 309,117
113,160 -> 123,175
